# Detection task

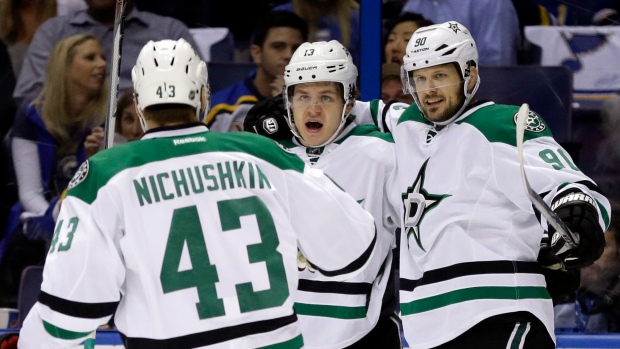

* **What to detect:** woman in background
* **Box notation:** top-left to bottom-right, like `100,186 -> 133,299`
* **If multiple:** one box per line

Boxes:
0,34 -> 106,307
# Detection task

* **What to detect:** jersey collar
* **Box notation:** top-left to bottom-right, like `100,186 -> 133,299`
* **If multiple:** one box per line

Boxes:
141,123 -> 208,140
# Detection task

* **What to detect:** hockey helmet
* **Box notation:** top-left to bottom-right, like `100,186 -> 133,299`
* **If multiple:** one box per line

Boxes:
283,40 -> 357,147
401,21 -> 480,125
132,39 -> 209,125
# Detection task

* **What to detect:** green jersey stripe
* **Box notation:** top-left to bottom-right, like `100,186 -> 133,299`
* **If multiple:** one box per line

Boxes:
294,302 -> 367,319
401,286 -> 550,315
43,320 -> 93,340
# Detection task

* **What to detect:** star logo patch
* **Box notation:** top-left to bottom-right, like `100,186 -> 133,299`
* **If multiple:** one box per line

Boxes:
448,22 -> 461,34
402,159 -> 450,251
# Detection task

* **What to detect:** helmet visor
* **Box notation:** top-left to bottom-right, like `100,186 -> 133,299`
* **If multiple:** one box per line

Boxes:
401,65 -> 464,94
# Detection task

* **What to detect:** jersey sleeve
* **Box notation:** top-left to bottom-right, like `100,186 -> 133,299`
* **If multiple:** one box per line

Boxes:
286,166 -> 378,281
351,99 -> 409,134
18,176 -> 123,348
494,133 -> 611,233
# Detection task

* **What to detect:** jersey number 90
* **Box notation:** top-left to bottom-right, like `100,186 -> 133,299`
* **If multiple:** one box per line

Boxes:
159,196 -> 288,319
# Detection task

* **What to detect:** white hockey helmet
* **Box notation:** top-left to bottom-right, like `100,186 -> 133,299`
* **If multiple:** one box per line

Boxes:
132,39 -> 209,126
283,40 -> 357,147
401,21 -> 480,126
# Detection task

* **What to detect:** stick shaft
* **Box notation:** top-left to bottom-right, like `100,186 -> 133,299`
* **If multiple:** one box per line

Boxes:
103,0 -> 125,149
516,103 -> 578,256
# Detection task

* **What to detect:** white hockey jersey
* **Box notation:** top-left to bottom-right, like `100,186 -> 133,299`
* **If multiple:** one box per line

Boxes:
353,100 -> 611,348
278,123 -> 400,348
18,124 -> 378,349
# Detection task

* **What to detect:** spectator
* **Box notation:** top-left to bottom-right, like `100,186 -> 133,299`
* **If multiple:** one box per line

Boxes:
273,0 -> 360,67
0,0 -> 57,77
205,11 -> 307,132
13,0 -> 199,102
381,62 -> 413,104
114,88 -> 143,144
0,34 -> 107,307
383,12 -> 433,66
401,0 -> 521,66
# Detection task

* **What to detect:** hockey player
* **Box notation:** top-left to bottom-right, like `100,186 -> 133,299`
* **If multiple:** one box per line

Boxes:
244,40 -> 402,348
349,21 -> 609,348
17,38 -> 379,349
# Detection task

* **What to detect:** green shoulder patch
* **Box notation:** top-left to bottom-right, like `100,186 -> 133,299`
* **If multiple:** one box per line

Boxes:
397,104 -> 432,126
456,104 -> 553,146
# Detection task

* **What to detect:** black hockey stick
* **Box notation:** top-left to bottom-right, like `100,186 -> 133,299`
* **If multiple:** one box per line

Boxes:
516,103 -> 579,270
103,0 -> 126,149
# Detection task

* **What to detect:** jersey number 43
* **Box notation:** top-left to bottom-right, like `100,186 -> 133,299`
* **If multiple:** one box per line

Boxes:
159,196 -> 289,319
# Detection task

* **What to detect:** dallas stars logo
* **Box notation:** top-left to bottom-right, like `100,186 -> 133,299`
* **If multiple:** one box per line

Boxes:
402,159 -> 450,251
448,22 -> 461,34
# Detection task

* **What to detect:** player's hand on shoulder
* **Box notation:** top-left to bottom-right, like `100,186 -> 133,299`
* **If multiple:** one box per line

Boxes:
546,189 -> 605,269
243,95 -> 292,141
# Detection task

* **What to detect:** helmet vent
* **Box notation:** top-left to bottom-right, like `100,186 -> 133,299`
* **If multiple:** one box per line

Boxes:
435,44 -> 448,51
154,58 -> 159,67
326,65 -> 337,73
442,48 -> 457,56
185,65 -> 189,74
170,57 -> 175,66
338,64 -> 345,70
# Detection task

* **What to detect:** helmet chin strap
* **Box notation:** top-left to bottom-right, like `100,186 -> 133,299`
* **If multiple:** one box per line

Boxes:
137,105 -> 149,132
414,75 -> 481,127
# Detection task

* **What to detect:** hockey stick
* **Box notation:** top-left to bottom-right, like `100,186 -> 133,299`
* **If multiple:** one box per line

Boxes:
103,0 -> 126,149
516,103 -> 579,270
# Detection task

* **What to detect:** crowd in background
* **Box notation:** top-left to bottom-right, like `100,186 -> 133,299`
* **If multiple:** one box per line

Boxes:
0,0 -> 619,335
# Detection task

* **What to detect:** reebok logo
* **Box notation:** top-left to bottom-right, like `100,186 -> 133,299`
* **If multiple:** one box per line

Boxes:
296,66 -> 317,71
551,192 -> 596,211
173,136 -> 206,146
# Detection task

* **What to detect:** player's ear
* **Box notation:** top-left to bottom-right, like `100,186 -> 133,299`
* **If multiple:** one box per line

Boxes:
467,66 -> 478,94
345,99 -> 355,115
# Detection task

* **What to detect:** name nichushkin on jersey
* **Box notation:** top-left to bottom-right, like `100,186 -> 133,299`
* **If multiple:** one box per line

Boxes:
132,161 -> 272,206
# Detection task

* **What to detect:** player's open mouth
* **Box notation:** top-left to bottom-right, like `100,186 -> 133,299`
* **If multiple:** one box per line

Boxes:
425,98 -> 443,107
306,121 -> 323,132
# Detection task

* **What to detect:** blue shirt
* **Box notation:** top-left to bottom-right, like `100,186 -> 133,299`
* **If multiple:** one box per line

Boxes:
13,8 -> 199,100
401,0 -> 520,66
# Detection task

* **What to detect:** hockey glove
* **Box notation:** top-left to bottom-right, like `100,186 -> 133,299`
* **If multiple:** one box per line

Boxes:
23,197 -> 60,242
547,189 -> 605,269
243,95 -> 293,140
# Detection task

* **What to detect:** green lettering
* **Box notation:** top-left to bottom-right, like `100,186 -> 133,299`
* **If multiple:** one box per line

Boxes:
188,166 -> 205,194
172,170 -> 189,197
217,162 -> 234,190
257,166 -> 271,189
248,162 -> 255,189
157,173 -> 174,200
233,161 -> 246,188
133,178 -> 152,206
202,164 -> 219,191
148,175 -> 161,202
